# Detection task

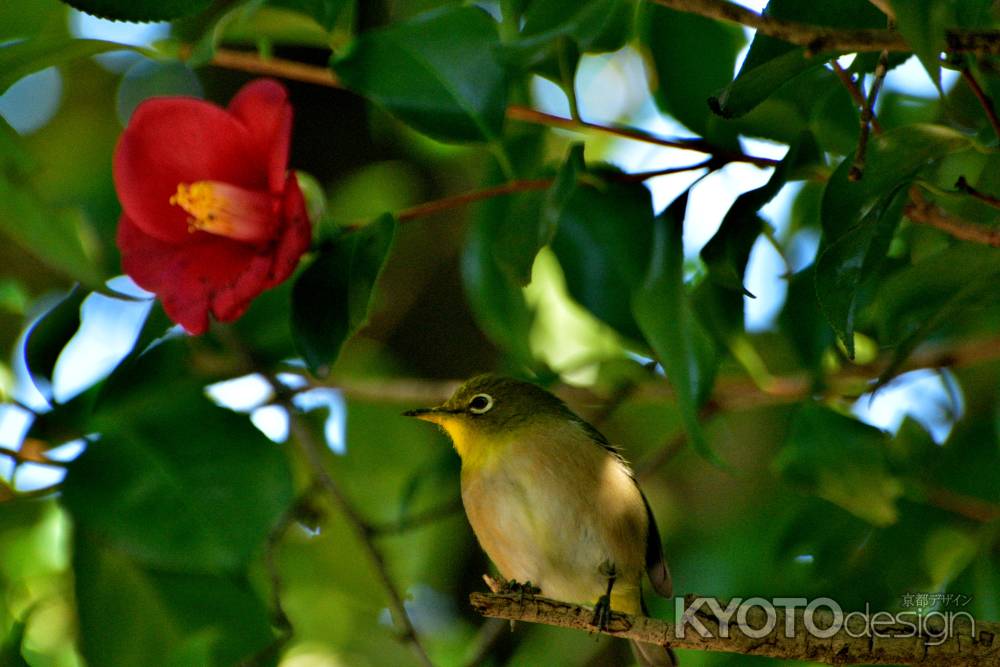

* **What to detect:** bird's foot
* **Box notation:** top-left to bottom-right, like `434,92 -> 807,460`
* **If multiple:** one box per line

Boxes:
591,593 -> 613,630
499,579 -> 541,602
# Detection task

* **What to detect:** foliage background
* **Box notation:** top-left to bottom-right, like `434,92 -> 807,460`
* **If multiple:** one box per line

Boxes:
1,0 -> 999,666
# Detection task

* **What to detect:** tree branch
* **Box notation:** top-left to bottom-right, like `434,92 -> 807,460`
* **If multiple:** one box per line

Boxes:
831,61 -> 883,136
905,187 -> 1000,248
470,591 -> 1000,666
649,0 -> 1000,55
959,65 -> 1000,142
849,47 -> 890,181
287,414 -> 435,667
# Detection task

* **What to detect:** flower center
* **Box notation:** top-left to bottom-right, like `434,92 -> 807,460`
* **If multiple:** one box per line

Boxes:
169,181 -> 276,243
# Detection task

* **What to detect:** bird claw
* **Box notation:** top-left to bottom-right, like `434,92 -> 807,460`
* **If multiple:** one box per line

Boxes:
498,579 -> 541,604
591,593 -> 613,630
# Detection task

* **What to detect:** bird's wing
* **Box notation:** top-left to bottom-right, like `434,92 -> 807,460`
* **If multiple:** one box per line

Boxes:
642,491 -> 672,598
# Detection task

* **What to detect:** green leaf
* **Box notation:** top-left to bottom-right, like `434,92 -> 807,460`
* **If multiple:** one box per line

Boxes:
549,149 -> 655,340
503,0 -> 632,79
815,187 -> 905,358
268,0 -> 347,31
639,3 -> 742,145
332,6 -> 508,143
701,133 -> 818,295
24,286 -> 85,397
710,48 -> 825,120
58,0 -> 211,22
73,529 -> 274,667
462,194 -> 538,366
872,244 -> 1000,386
774,403 -> 903,526
0,614 -> 30,667
61,396 -> 294,572
0,37 -> 141,95
632,192 -> 720,464
778,267 -> 835,377
0,182 -> 104,288
292,215 -> 396,375
889,0 -> 951,89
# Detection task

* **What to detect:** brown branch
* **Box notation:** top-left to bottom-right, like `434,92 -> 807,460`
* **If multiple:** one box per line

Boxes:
395,179 -> 551,223
849,47 -> 890,181
960,65 -> 1000,141
905,187 -> 1000,248
650,0 -> 1000,55
831,61 -> 883,136
506,106 -> 779,168
470,592 -> 1000,665
955,176 -> 1000,210
0,445 -> 68,468
287,414 -> 435,667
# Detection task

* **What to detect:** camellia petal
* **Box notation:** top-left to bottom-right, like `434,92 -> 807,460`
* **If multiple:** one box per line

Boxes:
228,78 -> 293,194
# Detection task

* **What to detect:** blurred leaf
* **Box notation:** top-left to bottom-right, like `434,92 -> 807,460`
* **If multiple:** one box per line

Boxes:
0,614 -> 29,667
24,286 -> 85,397
702,133 -> 818,295
269,0 -> 346,30
332,6 -> 507,143
74,529 -> 274,667
549,150 -> 655,340
462,194 -> 537,366
62,394 -> 294,572
872,244 -> 1000,386
292,215 -> 396,375
816,124 -> 969,355
779,267 -> 835,376
504,0 -> 632,83
58,0 -> 211,22
710,48 -> 825,120
889,0 -> 949,89
0,183 -> 104,288
632,192 -> 719,463
775,403 -> 903,526
640,3 -> 742,145
0,37 -> 140,95
815,186 -> 905,359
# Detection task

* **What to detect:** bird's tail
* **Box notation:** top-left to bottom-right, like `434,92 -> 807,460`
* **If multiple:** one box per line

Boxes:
629,639 -> 677,667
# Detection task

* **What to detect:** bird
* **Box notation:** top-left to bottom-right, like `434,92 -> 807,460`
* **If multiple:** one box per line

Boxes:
404,374 -> 676,666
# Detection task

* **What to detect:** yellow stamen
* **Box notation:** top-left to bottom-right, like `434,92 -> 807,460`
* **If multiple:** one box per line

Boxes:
169,181 -> 276,243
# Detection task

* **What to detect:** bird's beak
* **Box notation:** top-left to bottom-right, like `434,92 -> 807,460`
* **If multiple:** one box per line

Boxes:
402,406 -> 458,424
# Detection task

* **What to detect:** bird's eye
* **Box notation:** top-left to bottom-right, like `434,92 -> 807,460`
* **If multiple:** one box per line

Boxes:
468,393 -> 494,414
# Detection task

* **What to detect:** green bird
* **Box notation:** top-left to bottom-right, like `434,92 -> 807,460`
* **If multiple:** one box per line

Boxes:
405,374 -> 676,666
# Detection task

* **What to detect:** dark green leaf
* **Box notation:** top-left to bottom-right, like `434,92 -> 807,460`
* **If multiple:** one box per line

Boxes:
0,614 -> 30,667
889,0 -> 950,89
774,403 -> 902,525
462,194 -> 537,366
62,395 -> 294,572
632,192 -> 720,463
549,150 -> 655,340
58,0 -> 211,22
872,244 -> 1000,386
710,48 -> 825,120
74,529 -> 273,667
269,0 -> 346,30
639,3 -> 743,145
778,267 -> 835,377
332,6 -> 508,143
0,37 -> 139,95
24,286 -> 85,397
292,215 -> 396,375
815,187 -> 905,358
701,133 -> 818,295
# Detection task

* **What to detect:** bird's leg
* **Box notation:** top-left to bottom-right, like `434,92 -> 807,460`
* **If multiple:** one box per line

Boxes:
591,561 -> 617,630
498,578 -> 541,602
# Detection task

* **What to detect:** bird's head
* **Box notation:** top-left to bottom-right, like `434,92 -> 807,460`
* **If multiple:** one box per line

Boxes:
404,374 -> 573,464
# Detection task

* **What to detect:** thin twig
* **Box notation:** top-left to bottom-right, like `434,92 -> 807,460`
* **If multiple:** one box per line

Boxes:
470,591 -> 1000,665
959,64 -> 1000,141
906,187 -> 1000,248
287,414 -> 435,667
831,61 -> 883,136
369,497 -> 465,536
650,0 -> 1000,55
956,176 -> 1000,210
849,47 -> 890,181
0,445 -> 68,468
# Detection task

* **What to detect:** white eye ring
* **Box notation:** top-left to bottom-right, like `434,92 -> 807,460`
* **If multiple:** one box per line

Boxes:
468,393 -> 494,414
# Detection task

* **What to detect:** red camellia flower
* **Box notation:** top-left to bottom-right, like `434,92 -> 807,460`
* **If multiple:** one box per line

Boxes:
114,78 -> 311,334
